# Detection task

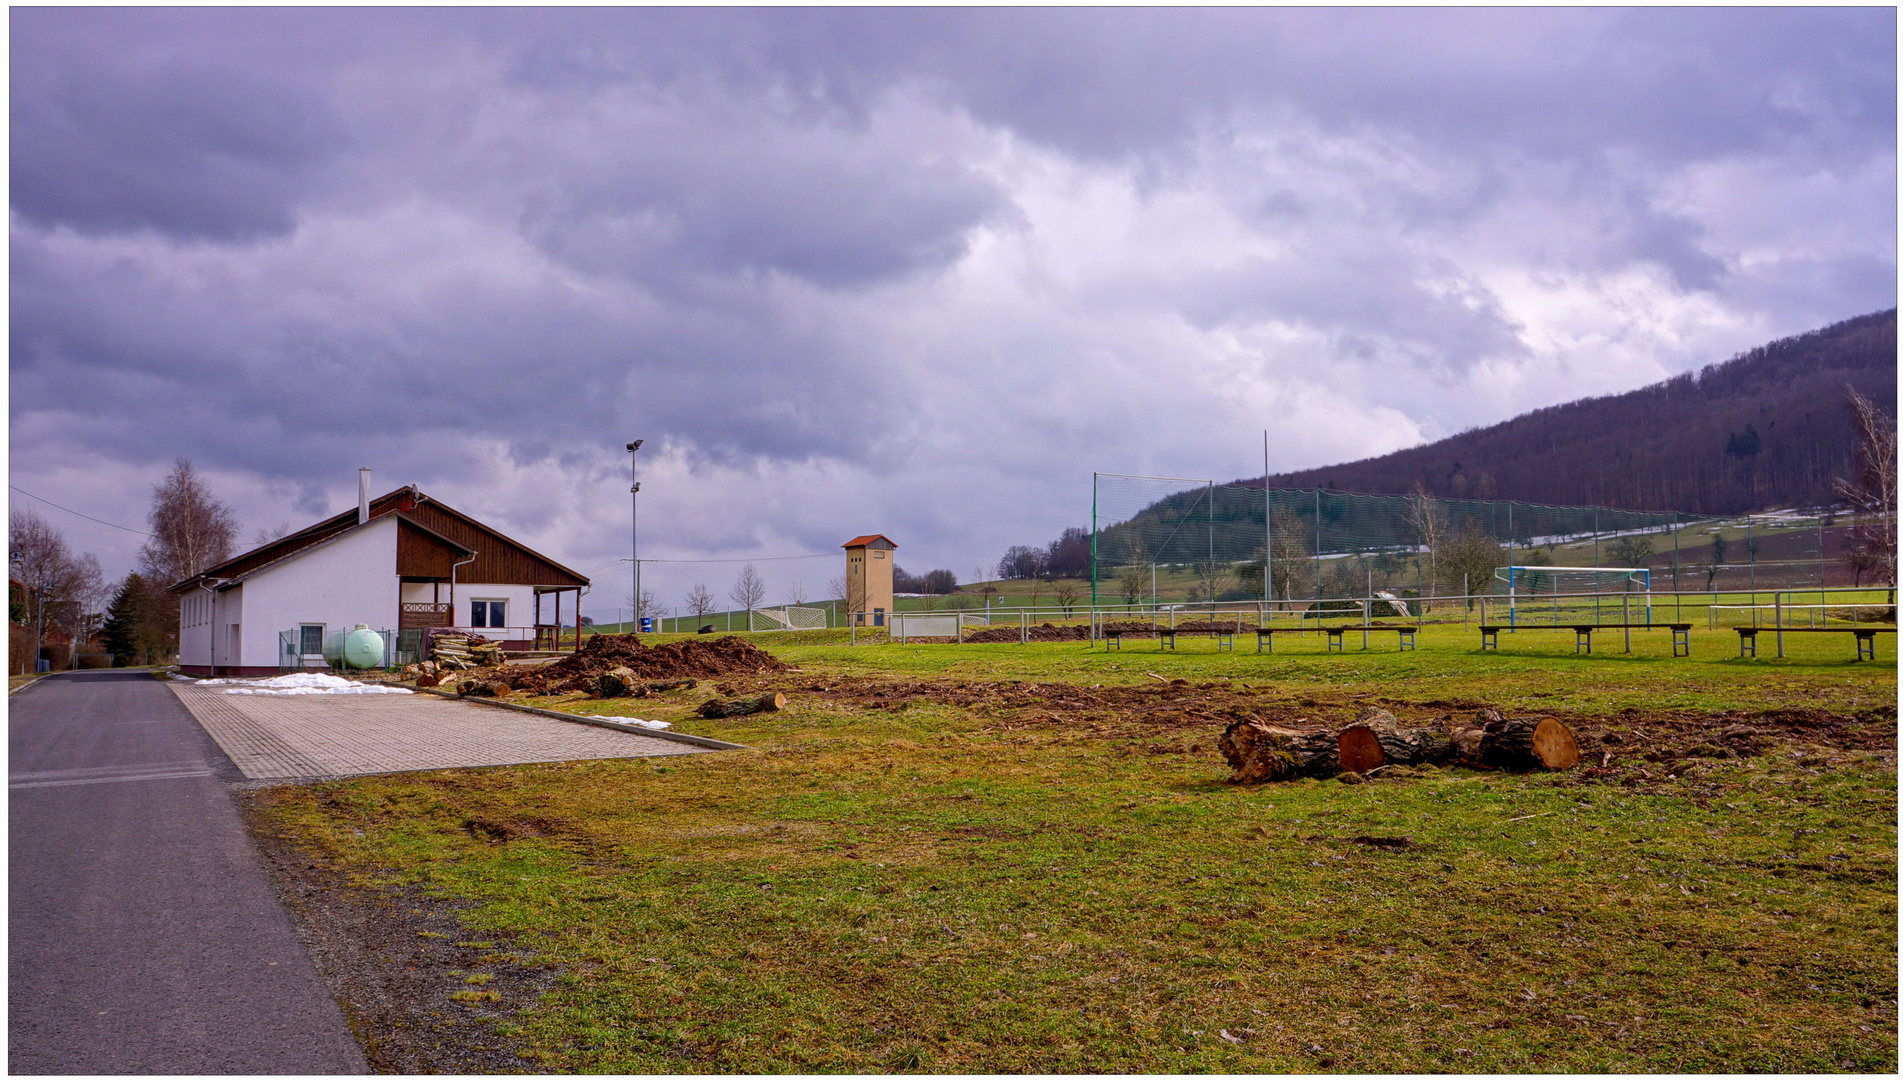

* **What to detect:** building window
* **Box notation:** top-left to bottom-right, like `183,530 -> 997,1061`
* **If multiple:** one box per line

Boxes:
471,600 -> 506,628
300,625 -> 324,655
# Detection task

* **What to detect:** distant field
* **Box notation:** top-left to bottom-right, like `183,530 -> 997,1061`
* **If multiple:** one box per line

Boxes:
254,628 -> 1895,1072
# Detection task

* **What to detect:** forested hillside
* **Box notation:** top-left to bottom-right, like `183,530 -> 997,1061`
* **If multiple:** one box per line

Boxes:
1255,310 -> 1896,515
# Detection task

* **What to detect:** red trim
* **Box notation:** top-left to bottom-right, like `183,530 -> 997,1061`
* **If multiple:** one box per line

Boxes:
178,665 -> 292,678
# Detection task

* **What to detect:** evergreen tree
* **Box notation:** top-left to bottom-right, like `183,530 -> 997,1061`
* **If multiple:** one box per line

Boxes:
101,573 -> 147,666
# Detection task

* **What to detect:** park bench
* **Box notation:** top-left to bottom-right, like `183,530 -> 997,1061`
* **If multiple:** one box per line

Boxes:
1479,623 -> 1693,657
1250,626 -> 1417,652
1734,625 -> 1896,660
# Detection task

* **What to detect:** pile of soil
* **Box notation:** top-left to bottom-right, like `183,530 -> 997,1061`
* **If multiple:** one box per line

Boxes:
963,623 -> 1092,643
492,634 -> 789,695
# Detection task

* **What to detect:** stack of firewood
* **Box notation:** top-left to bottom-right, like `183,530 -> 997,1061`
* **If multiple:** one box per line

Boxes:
429,634 -> 502,671
1219,706 -> 1579,783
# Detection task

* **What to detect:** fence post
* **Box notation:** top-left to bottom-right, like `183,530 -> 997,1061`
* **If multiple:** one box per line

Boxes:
1775,591 -> 1784,659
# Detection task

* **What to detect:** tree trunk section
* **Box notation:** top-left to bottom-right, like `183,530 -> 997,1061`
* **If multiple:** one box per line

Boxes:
1219,717 -> 1340,782
696,691 -> 787,719
1480,715 -> 1580,770
1337,707 -> 1454,771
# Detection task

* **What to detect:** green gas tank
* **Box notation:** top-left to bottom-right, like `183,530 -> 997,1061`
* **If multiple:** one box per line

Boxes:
324,624 -> 386,670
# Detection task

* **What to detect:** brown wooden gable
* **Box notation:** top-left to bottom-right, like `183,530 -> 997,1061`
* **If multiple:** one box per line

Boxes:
400,499 -> 588,588
395,516 -> 476,580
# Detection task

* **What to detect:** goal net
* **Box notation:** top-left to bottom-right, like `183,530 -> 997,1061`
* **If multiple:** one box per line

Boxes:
1495,566 -> 1651,626
746,606 -> 830,631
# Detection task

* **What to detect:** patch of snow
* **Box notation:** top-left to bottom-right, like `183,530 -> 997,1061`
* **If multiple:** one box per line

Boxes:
619,717 -> 672,730
218,672 -> 412,696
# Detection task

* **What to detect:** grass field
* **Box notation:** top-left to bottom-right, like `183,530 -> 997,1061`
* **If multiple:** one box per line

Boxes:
252,625 -> 1896,1072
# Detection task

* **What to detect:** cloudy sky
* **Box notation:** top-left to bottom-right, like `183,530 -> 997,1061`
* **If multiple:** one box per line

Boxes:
9,8 -> 1896,618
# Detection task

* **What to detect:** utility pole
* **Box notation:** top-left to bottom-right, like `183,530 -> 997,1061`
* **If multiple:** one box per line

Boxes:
627,440 -> 643,631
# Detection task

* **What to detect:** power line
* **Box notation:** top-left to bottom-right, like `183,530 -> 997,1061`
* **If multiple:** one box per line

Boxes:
622,553 -> 835,565
8,486 -> 151,536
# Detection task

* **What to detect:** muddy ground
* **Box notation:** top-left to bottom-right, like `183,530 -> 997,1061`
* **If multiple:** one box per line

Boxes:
700,671 -> 1898,789
245,802 -> 557,1073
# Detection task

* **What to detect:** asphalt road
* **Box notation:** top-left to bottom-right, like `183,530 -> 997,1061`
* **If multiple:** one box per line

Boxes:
9,670 -> 367,1075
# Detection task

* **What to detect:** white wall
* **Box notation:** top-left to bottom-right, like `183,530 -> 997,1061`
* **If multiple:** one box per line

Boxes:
178,587 -> 214,668
452,583 -> 540,631
236,515 -> 400,668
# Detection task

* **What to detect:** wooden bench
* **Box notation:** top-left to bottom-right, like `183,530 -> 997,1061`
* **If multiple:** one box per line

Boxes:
1735,626 -> 1896,660
1153,627 -> 1235,652
1323,626 -> 1417,652
1250,626 -> 1416,652
1101,627 -> 1236,651
1480,623 -> 1693,656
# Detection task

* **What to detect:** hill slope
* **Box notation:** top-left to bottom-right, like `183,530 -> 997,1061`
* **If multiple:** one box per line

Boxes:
1256,310 -> 1896,515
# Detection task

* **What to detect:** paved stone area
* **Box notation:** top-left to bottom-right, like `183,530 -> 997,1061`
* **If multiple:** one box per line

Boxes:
168,681 -> 706,780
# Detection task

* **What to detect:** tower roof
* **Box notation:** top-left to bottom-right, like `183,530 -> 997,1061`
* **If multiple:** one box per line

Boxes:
841,535 -> 897,550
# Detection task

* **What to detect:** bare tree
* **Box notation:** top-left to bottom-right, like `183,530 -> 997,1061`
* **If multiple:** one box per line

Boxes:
729,564 -> 766,623
627,587 -> 662,626
63,553 -> 106,668
1054,582 -> 1079,616
139,458 -> 238,586
10,510 -> 91,673
1835,385 -> 1897,600
787,580 -> 809,606
1439,524 -> 1506,611
1406,483 -> 1448,609
250,522 -> 292,547
684,582 -> 717,622
135,459 -> 237,659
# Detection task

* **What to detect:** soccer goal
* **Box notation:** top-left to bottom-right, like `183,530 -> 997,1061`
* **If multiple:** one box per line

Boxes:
1496,566 -> 1651,627
746,606 -> 830,631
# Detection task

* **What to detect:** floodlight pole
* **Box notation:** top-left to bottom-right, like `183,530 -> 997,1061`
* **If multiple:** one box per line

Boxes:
627,440 -> 644,631
1263,431 -> 1271,615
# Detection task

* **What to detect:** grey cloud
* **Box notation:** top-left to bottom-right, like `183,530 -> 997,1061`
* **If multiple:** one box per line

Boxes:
8,8 -> 1895,591
11,16 -> 344,241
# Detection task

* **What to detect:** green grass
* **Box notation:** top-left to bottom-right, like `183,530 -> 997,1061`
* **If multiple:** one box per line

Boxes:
254,633 -> 1895,1072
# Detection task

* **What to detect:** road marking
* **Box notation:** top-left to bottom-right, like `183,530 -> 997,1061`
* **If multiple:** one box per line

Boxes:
9,761 -> 208,781
10,767 -> 214,789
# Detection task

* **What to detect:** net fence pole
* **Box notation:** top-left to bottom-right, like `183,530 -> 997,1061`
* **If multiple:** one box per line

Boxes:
1314,488 -> 1322,603
1090,473 -> 1099,611
1263,433 -> 1271,615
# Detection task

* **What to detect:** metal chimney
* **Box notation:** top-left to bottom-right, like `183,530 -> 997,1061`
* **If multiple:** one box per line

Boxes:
358,468 -> 371,525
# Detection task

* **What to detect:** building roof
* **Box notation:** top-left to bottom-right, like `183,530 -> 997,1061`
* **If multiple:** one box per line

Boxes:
841,535 -> 897,550
168,485 -> 588,593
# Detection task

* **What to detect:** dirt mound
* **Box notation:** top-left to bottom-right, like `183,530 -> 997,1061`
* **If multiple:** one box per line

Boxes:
963,623 -> 1091,643
496,634 -> 789,694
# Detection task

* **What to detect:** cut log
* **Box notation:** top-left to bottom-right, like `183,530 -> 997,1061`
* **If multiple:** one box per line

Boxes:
415,673 -> 440,688
457,678 -> 512,698
1218,717 -> 1340,782
695,691 -> 787,719
595,666 -> 641,698
1337,708 -> 1453,772
1480,715 -> 1580,770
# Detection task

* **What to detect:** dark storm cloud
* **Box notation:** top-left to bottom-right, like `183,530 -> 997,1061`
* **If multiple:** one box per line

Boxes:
9,7 -> 1895,591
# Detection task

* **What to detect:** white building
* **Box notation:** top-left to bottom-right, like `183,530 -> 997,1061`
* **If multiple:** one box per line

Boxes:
170,480 -> 589,677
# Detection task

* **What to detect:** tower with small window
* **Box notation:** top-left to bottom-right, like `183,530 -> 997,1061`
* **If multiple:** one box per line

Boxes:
840,535 -> 896,626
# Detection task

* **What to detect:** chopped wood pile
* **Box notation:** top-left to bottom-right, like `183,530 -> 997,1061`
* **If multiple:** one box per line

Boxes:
695,691 -> 787,719
1219,706 -> 1579,783
594,669 -> 698,699
427,633 -> 501,670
